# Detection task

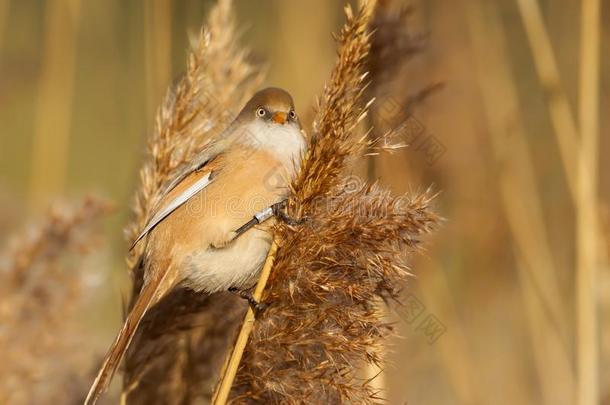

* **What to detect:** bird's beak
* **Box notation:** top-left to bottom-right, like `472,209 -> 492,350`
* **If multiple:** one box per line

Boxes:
272,111 -> 287,124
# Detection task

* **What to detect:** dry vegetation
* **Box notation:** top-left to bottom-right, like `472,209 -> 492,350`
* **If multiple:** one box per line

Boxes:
120,1 -> 438,404
0,197 -> 111,404
1,0 -> 605,404
1,1 -> 439,403
225,4 -> 438,403
231,182 -> 437,404
121,1 -> 263,402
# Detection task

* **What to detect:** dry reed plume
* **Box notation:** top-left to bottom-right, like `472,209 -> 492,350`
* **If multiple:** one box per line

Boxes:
368,1 -> 426,89
227,4 -> 439,403
117,1 -> 438,404
0,197 -> 111,405
365,0 -> 440,174
2,0 -> 606,403
121,0 -> 263,403
231,182 -> 437,404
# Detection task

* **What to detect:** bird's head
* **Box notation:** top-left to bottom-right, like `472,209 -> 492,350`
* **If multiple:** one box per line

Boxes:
238,87 -> 300,128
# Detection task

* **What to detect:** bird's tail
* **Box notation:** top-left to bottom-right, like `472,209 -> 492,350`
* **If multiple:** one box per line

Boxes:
84,268 -> 176,405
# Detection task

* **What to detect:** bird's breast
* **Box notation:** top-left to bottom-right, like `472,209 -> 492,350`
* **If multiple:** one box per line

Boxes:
145,145 -> 299,293
236,120 -> 306,171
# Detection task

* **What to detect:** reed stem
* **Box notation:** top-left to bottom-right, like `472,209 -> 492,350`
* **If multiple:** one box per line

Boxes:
467,3 -> 574,403
514,0 -> 579,198
212,239 -> 279,405
28,0 -> 81,210
576,0 -> 600,404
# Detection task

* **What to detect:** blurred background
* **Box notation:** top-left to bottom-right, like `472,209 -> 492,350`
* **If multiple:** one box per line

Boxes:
0,0 -> 608,404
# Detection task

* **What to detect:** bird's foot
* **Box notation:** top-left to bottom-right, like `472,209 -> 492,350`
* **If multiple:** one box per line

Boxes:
233,201 -> 307,240
228,287 -> 268,313
271,200 -> 306,226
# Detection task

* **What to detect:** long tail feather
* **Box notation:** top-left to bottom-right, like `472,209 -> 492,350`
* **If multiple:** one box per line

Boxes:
84,269 -> 175,405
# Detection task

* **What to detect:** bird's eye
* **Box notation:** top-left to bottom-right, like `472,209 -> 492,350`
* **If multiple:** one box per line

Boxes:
288,110 -> 296,119
256,108 -> 266,117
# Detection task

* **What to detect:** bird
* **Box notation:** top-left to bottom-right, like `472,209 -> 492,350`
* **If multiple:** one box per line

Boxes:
84,87 -> 306,404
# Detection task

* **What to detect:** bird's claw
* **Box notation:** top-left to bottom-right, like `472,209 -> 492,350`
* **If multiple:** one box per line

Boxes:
271,200 -> 306,226
228,287 -> 269,314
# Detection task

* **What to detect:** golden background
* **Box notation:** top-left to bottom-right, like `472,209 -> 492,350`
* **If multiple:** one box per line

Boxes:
0,0 -> 608,404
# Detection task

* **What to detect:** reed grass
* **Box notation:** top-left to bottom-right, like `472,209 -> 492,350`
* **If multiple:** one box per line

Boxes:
362,0 -> 437,396
230,181 -> 438,404
215,4 -> 439,403
212,241 -> 279,405
516,1 -> 603,403
118,3 -> 436,403
121,0 -> 263,402
514,0 -> 608,268
514,0 -> 579,198
417,259 -> 479,404
576,1 -> 601,404
1,0 -> 607,403
28,0 -> 81,210
361,0 -> 384,393
214,2 -> 434,398
467,2 -> 573,403
0,197 -> 111,404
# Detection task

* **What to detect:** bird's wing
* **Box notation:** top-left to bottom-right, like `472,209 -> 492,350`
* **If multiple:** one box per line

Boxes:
86,133 -> 236,402
130,170 -> 215,250
130,138 -> 233,251
161,139 -> 224,196
160,122 -> 237,196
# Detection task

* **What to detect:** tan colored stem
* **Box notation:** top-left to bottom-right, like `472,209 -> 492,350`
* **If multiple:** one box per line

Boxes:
514,0 -> 579,198
515,0 -> 609,262
212,240 -> 279,405
467,2 -> 574,403
418,260 -> 480,404
516,1 -> 602,402
28,0 -> 81,210
576,0 -> 600,404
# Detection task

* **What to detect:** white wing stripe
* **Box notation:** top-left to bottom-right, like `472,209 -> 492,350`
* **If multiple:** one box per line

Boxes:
130,172 -> 214,250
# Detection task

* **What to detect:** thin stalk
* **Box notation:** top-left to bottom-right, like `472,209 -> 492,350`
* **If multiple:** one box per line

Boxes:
212,240 -> 279,405
361,0 -> 384,392
28,0 -> 81,210
515,0 -> 609,276
576,0 -> 600,404
467,2 -> 574,403
349,0 -> 385,395
418,260 -> 480,404
514,0 -> 579,198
